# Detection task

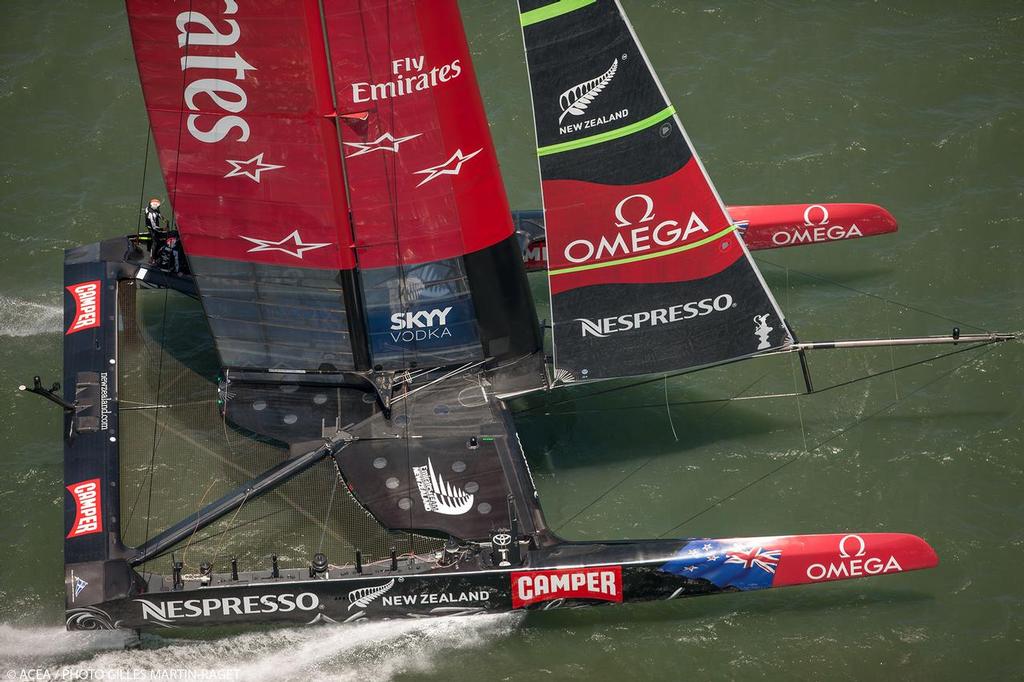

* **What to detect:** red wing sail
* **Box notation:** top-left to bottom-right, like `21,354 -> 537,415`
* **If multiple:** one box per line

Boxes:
127,0 -> 540,372
127,0 -> 360,370
322,0 -> 539,369
519,0 -> 789,380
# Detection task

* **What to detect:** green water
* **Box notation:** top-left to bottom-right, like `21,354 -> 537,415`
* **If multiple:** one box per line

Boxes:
1,1 -> 1022,679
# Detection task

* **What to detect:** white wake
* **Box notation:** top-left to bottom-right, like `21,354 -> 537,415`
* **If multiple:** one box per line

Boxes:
0,295 -> 62,337
0,615 -> 521,682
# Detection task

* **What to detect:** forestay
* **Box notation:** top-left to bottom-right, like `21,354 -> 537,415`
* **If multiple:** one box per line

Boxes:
519,0 -> 790,380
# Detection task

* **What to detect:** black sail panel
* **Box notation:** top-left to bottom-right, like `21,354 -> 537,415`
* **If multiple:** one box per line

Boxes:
519,0 -> 790,381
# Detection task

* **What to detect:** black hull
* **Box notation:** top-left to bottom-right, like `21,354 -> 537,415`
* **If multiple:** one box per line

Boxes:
66,541 -> 720,630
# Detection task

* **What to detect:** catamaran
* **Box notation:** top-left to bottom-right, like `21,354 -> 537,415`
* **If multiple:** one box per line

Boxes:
38,0 -> 1015,630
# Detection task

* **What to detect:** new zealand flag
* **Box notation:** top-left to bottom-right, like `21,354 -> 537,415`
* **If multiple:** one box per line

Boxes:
661,539 -> 783,591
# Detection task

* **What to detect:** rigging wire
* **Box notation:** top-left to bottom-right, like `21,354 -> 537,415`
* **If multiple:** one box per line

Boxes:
134,130 -> 151,235
147,509 -> 287,564
125,0 -> 194,555
208,488 -> 252,573
135,288 -> 171,579
180,480 -> 218,570
520,257 -> 997,416
123,289 -> 170,535
526,339 -> 1004,416
789,346 -> 810,454
168,0 -> 195,219
516,353 -> 760,416
656,342 -> 998,538
663,374 -> 678,442
885,298 -> 901,400
317,476 -> 340,555
384,0 -> 418,557
786,266 -> 810,452
552,373 -> 769,534
754,255 -> 989,333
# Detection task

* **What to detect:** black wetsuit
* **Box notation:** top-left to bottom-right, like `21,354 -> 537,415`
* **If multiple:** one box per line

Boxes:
145,205 -> 164,255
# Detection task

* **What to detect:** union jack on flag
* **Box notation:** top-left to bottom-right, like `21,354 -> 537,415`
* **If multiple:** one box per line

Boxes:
725,546 -> 781,574
660,539 -> 785,591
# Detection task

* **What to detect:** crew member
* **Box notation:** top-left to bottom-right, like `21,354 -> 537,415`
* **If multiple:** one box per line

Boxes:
144,198 -> 166,256
154,234 -> 182,273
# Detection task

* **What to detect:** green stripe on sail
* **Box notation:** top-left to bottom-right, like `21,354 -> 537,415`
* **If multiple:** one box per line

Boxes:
537,106 -> 676,156
549,224 -> 738,276
520,0 -> 596,26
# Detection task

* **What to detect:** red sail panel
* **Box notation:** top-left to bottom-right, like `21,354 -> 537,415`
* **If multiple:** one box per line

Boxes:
544,164 -> 738,296
319,0 -> 540,369
322,0 -> 512,269
127,0 -> 354,271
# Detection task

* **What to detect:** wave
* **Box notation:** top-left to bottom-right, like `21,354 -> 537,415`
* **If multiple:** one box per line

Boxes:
0,295 -> 62,337
0,614 -> 521,681
0,624 -> 130,668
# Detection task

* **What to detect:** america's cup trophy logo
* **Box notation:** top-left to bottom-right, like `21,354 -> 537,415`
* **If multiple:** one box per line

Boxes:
753,314 -> 774,350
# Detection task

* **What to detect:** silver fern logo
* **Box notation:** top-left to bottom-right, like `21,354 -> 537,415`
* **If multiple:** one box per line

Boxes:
553,368 -> 576,384
413,458 -> 474,515
558,58 -> 619,124
347,579 -> 395,611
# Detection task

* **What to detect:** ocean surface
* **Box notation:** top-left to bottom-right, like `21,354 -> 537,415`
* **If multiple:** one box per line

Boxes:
1,1 -> 1022,679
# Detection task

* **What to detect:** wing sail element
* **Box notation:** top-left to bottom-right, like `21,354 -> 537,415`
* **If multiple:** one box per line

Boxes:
127,0 -> 362,371
127,0 -> 540,373
518,0 -> 790,380
322,0 -> 540,369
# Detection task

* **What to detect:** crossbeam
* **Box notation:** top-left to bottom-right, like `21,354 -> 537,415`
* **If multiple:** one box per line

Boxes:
130,433 -> 353,566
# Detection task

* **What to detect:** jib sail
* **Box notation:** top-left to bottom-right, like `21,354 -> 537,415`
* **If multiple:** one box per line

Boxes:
518,0 -> 790,380
127,0 -> 540,373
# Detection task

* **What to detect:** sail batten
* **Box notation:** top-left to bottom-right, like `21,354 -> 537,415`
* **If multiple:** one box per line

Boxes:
519,0 -> 790,381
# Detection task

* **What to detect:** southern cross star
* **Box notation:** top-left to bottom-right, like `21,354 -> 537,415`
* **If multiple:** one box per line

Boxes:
224,153 -> 285,183
241,230 -> 331,259
413,148 -> 482,187
343,132 -> 422,158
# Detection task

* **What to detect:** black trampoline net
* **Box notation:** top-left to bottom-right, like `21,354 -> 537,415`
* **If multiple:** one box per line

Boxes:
116,282 -> 442,577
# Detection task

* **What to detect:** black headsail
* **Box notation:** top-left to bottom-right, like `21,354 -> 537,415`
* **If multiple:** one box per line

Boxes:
519,0 -> 790,381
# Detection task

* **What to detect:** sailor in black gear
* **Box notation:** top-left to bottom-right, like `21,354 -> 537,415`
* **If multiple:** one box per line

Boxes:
154,233 -> 182,273
144,198 -> 166,256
